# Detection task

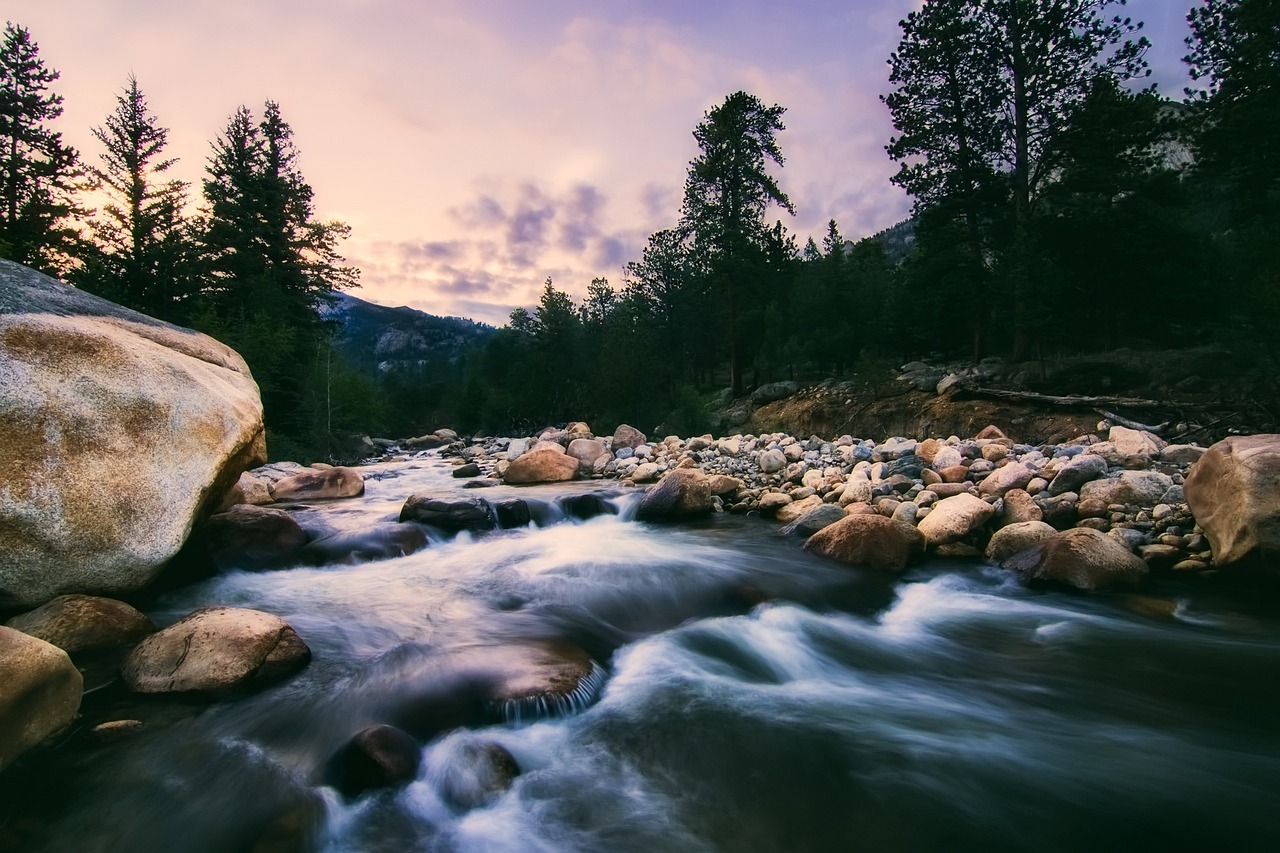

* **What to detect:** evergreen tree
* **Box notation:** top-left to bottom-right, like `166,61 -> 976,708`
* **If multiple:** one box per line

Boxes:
0,22 -> 82,274
680,91 -> 795,395
76,73 -> 192,320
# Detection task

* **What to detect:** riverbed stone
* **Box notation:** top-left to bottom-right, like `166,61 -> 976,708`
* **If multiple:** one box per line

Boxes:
1004,528 -> 1149,591
759,449 -> 787,474
777,504 -> 847,538
986,521 -> 1058,564
121,606 -> 311,694
917,493 -> 996,547
299,524 -> 428,566
0,261 -> 266,608
776,495 -> 824,523
0,626 -> 83,771
399,496 -> 494,533
978,461 -> 1034,497
202,504 -> 310,569
503,447 -> 579,484
437,740 -> 521,810
566,438 -> 607,475
1184,434 -> 1280,569
611,424 -> 647,450
636,469 -> 714,520
1109,426 -> 1165,458
1048,453 -> 1109,496
327,724 -> 422,797
217,471 -> 274,510
998,489 -> 1043,526
4,594 -> 155,654
270,467 -> 365,501
1080,471 -> 1174,507
803,514 -> 926,572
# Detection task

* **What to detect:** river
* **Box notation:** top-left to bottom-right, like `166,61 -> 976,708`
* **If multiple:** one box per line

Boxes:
7,454 -> 1280,852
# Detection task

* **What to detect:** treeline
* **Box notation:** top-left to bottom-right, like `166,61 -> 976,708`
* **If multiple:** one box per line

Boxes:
0,23 -> 366,460
461,0 -> 1278,434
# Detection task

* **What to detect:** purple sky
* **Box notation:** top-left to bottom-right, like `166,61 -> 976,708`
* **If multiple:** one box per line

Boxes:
22,0 -> 1199,325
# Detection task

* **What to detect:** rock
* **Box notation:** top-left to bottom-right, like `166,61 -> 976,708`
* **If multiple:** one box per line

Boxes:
1108,426 -> 1165,457
399,496 -> 494,533
928,482 -> 975,498
217,471 -> 274,510
916,493 -> 996,546
631,462 -> 661,483
452,462 -> 482,478
404,433 -> 445,450
271,467 -> 365,501
503,447 -> 579,484
891,502 -> 919,525
436,739 -> 521,810
0,626 -> 83,771
777,504 -> 847,537
1048,454 -> 1109,496
838,474 -> 873,506
121,606 -> 311,694
1005,528 -> 1148,590
611,424 -> 647,450
89,719 -> 145,742
299,524 -> 428,566
1161,444 -> 1206,465
705,475 -> 744,497
1080,471 -> 1174,507
0,261 -> 266,608
932,447 -> 964,470
327,724 -> 422,797
566,438 -> 607,475
999,489 -> 1043,526
917,438 -> 944,464
974,425 -> 1008,440
986,521 -> 1058,564
4,595 -> 154,654
559,494 -> 618,521
751,381 -> 798,404
506,438 -> 530,461
491,499 -> 531,529
803,515 -> 927,573
758,492 -> 793,513
1184,435 -> 1280,569
758,449 -> 787,474
434,428 -> 460,442
883,454 -> 925,479
1037,493 -> 1080,529
636,469 -> 714,520
565,422 -> 592,437
978,462 -> 1034,497
776,495 -> 824,523
202,504 -> 309,569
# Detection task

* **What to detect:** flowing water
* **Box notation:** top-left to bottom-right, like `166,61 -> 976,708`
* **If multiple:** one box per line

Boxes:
7,455 -> 1280,852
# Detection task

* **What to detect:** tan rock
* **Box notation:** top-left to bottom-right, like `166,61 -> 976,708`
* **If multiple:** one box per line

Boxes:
917,493 -> 996,546
1184,435 -> 1280,568
974,425 -> 1008,440
1079,471 -> 1173,507
758,492 -> 793,512
705,475 -> 744,497
776,495 -> 824,523
978,462 -> 1034,497
0,261 -> 265,608
5,595 -> 154,654
121,606 -> 311,694
939,465 -> 970,484
1004,528 -> 1148,590
0,626 -> 83,770
998,489 -> 1043,526
636,469 -> 714,520
1108,425 -> 1166,457
803,514 -> 926,572
271,467 -> 365,501
566,438 -> 607,474
986,520 -> 1057,563
503,447 -> 579,484
611,424 -> 647,450
217,471 -> 274,510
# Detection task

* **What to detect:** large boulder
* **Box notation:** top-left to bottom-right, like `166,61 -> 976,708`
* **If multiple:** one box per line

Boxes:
121,606 -> 311,694
803,514 -> 926,572
0,261 -> 266,608
503,447 -> 579,484
1079,471 -> 1173,507
1184,435 -> 1280,569
636,469 -> 714,520
916,493 -> 996,547
978,462 -> 1034,497
0,626 -> 83,771
1003,528 -> 1148,590
611,424 -> 647,451
565,438 -> 607,475
751,381 -> 798,404
4,594 -> 154,654
270,467 -> 364,502
201,504 -> 310,569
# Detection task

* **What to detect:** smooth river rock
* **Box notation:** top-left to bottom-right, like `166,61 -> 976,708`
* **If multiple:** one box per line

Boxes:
916,493 -> 996,547
4,594 -> 155,654
271,467 -> 365,501
503,447 -> 579,484
803,514 -> 926,572
636,469 -> 714,520
0,626 -> 83,771
0,260 -> 266,608
121,606 -> 311,694
1003,528 -> 1149,591
1184,435 -> 1280,569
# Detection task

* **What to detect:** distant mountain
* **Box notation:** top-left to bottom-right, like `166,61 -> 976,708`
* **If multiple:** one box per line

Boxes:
322,291 -> 495,373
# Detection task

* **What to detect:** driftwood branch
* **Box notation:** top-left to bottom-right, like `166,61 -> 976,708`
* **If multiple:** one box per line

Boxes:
1096,409 -> 1169,434
952,382 -> 1174,409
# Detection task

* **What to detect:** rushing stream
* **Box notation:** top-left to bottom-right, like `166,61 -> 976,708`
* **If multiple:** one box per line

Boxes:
8,454 -> 1280,852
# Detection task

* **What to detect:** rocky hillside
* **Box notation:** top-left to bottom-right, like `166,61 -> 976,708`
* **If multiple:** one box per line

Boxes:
323,292 -> 493,373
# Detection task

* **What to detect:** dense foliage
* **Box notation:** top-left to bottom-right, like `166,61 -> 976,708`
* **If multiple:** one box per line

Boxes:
2,2 -> 1277,453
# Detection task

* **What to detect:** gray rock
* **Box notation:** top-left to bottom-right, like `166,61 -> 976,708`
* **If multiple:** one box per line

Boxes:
1048,454 -> 1109,496
751,381 -> 799,404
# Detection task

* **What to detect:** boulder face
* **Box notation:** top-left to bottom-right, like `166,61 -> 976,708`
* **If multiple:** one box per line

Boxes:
917,493 -> 996,547
121,606 -> 311,694
0,626 -> 83,771
803,514 -> 926,572
4,594 -> 155,654
1184,435 -> 1280,569
0,261 -> 266,608
1003,528 -> 1148,591
503,447 -> 579,484
635,469 -> 714,521
270,467 -> 365,502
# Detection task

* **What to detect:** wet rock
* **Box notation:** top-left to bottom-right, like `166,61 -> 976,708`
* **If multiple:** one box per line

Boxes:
399,496 -> 494,533
327,724 -> 422,797
775,495 -> 824,523
636,469 -> 714,520
803,514 -> 926,572
299,524 -> 428,566
437,739 -> 521,810
4,595 -> 154,654
121,606 -> 311,695
0,626 -> 83,771
986,521 -> 1058,564
1184,435 -> 1280,569
777,504 -> 847,537
917,493 -> 996,547
559,494 -> 618,521
452,462 -> 482,478
503,448 -> 579,484
271,467 -> 365,501
0,261 -> 266,608
1004,528 -> 1148,591
202,504 -> 310,569
492,499 -> 532,529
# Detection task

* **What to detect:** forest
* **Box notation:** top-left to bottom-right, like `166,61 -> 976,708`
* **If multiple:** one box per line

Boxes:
1,0 -> 1276,460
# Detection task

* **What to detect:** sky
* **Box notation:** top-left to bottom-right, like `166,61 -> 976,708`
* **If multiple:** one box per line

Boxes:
20,0 -> 1200,326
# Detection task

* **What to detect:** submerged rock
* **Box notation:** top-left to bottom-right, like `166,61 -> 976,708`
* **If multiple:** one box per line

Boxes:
0,626 -> 83,771
437,739 -> 521,810
327,724 -> 422,797
121,606 -> 311,695
4,594 -> 155,654
0,260 -> 265,608
299,523 -> 428,566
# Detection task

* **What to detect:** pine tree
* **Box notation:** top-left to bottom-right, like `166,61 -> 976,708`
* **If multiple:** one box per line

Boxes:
0,22 -> 83,274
